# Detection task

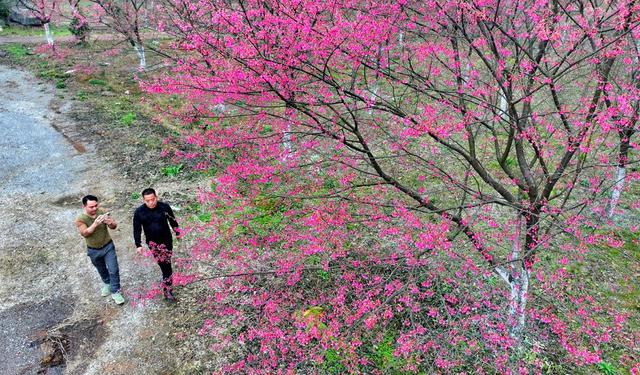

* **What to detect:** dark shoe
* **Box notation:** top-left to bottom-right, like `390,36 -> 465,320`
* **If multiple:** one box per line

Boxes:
163,289 -> 177,302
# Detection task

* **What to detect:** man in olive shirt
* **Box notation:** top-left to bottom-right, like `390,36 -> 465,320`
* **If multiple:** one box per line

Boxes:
75,195 -> 124,305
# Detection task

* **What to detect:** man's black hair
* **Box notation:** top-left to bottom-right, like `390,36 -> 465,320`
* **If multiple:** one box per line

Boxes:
142,188 -> 156,197
82,195 -> 98,205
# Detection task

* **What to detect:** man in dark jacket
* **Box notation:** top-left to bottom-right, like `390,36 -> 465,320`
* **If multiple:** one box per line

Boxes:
133,188 -> 180,301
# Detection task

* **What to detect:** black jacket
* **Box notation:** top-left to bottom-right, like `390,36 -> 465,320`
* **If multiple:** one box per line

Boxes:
133,201 -> 179,250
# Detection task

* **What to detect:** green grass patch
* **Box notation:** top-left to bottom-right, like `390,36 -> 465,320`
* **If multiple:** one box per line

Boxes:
88,78 -> 109,86
597,361 -> 620,375
321,349 -> 349,374
2,43 -> 30,58
76,91 -> 88,101
38,69 -> 70,80
161,164 -> 183,177
36,68 -> 71,91
139,136 -> 162,149
366,331 -> 409,374
197,212 -> 212,223
0,24 -> 71,37
121,111 -> 136,126
552,227 -> 640,372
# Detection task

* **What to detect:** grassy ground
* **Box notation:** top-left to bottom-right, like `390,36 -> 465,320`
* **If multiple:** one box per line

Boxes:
0,23 -> 71,37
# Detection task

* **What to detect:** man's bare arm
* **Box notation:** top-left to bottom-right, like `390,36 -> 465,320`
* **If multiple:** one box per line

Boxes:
75,216 -> 105,237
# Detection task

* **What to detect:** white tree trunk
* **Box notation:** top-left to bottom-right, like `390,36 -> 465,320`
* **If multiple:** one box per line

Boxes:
281,121 -> 292,161
608,166 -> 626,218
499,91 -> 508,120
43,23 -> 54,46
368,85 -> 378,115
134,43 -> 146,70
507,266 -> 529,339
213,103 -> 226,114
462,63 -> 470,82
495,215 -> 530,343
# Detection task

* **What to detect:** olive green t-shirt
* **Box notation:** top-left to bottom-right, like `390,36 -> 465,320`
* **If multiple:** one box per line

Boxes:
76,209 -> 112,249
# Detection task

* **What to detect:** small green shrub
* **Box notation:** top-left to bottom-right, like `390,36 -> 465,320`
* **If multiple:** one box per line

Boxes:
121,112 -> 136,126
317,269 -> 331,280
76,91 -> 88,101
161,164 -> 183,177
197,212 -> 212,222
55,81 -> 66,89
597,361 -> 619,375
130,192 -> 141,200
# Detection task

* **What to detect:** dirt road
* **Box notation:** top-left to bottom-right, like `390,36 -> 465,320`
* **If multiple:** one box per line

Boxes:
0,64 -> 180,374
0,30 -> 159,45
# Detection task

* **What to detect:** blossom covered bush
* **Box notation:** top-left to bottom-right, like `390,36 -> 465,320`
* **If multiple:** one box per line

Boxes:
142,0 -> 640,372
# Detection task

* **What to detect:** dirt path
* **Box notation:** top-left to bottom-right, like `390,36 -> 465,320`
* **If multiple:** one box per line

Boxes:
0,64 -> 180,374
0,31 -> 159,45
0,34 -> 80,45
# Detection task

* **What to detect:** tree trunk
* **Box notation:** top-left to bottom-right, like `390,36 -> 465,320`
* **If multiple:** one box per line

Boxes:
282,121 -> 292,160
134,43 -> 146,70
43,23 -> 54,47
608,165 -> 626,218
495,214 -> 530,345
368,85 -> 378,115
608,131 -> 632,218
507,264 -> 530,341
499,91 -> 508,120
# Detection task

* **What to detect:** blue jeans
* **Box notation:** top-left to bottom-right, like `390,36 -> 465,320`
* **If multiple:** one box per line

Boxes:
87,241 -> 121,293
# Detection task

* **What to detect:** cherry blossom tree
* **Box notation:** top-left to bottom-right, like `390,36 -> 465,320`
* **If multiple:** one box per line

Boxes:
18,0 -> 60,47
148,0 -> 640,372
89,0 -> 150,69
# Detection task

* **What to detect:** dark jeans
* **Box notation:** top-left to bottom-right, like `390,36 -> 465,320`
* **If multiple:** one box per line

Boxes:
87,241 -> 121,293
150,243 -> 173,290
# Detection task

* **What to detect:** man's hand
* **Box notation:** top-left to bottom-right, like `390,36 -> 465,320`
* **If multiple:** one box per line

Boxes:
175,227 -> 182,239
136,246 -> 144,255
102,215 -> 117,229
